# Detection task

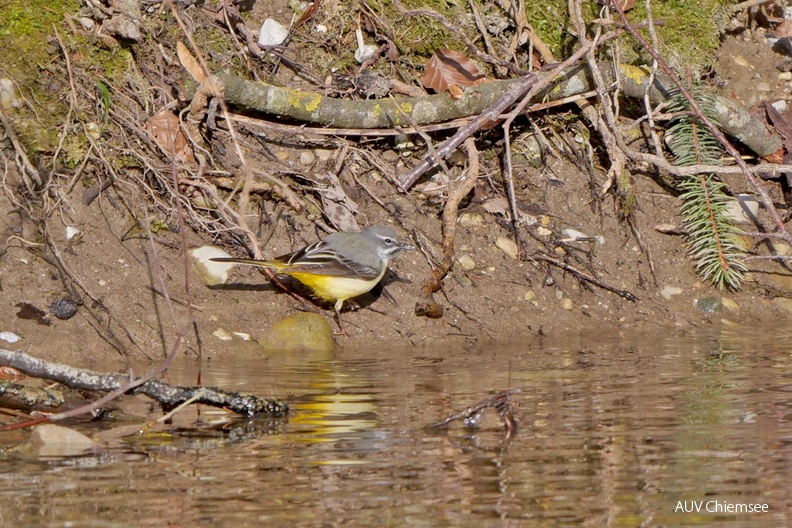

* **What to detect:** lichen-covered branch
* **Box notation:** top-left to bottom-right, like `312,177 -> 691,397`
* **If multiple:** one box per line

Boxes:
189,62 -> 781,159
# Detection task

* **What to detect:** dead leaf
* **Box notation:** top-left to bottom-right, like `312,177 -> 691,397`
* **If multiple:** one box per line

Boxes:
0,366 -> 24,381
310,172 -> 360,232
177,41 -> 205,82
145,109 -> 196,164
421,49 -> 487,97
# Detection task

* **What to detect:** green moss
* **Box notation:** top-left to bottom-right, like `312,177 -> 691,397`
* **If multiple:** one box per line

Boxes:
522,0 -> 729,74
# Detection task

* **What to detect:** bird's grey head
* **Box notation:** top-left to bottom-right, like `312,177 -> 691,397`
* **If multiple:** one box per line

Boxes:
362,226 -> 414,262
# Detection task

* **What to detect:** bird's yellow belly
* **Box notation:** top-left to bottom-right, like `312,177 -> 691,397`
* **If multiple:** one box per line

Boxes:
287,271 -> 384,303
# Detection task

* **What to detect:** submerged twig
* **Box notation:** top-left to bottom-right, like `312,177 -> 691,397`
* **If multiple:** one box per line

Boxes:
427,389 -> 521,439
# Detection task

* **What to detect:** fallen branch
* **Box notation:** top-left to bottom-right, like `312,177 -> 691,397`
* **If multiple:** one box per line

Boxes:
0,349 -> 288,419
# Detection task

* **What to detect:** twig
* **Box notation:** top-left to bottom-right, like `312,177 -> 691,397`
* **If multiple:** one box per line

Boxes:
533,252 -> 639,301
427,389 -> 521,438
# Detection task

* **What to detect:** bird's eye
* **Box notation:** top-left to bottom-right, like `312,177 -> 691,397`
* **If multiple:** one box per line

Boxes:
384,237 -> 393,244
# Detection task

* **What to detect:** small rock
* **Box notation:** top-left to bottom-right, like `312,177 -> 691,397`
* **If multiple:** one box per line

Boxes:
554,246 -> 567,257
561,298 -> 574,310
458,212 -> 483,227
757,82 -> 772,92
660,286 -> 683,300
723,194 -> 759,223
541,216 -> 552,226
0,78 -> 21,110
299,150 -> 316,165
779,72 -> 792,81
259,313 -> 335,356
495,236 -> 518,259
314,148 -> 333,162
273,150 -> 290,161
733,55 -> 750,67
721,298 -> 740,312
50,298 -> 78,320
32,424 -> 97,458
456,254 -> 476,271
535,226 -> 552,237
0,332 -> 20,344
258,18 -> 289,47
66,226 -> 80,240
524,291 -> 536,302
696,296 -> 722,314
190,246 -> 236,286
76,17 -> 95,30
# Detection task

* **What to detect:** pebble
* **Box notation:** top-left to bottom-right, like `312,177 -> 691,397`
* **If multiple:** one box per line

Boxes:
0,332 -> 20,343
259,313 -> 335,355
733,55 -> 750,67
757,82 -> 772,92
456,254 -> 476,271
50,298 -> 78,320
524,291 -> 536,301
190,246 -> 236,286
779,72 -> 792,81
536,226 -> 552,237
696,296 -> 722,314
495,236 -> 518,259
0,78 -> 21,110
561,298 -> 574,310
721,298 -> 740,312
299,150 -> 316,165
458,212 -> 483,227
258,18 -> 289,47
314,148 -> 333,162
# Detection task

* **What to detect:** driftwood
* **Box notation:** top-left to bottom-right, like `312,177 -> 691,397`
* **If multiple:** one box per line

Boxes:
0,349 -> 288,418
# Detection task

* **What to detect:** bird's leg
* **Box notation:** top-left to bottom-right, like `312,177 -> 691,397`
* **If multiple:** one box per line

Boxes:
334,299 -> 348,337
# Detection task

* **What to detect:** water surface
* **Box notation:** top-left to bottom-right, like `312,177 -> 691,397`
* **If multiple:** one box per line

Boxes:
1,327 -> 790,526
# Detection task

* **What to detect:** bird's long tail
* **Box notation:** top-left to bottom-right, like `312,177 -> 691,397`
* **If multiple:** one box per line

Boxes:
209,257 -> 286,270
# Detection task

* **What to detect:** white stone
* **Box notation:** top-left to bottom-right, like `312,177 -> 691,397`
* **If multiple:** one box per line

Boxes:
258,18 -> 289,48
0,332 -> 20,343
66,226 -> 80,240
190,246 -> 236,286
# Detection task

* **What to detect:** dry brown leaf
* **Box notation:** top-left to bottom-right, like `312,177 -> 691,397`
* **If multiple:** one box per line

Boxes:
0,366 -> 24,381
421,49 -> 487,97
145,109 -> 195,164
177,41 -> 205,82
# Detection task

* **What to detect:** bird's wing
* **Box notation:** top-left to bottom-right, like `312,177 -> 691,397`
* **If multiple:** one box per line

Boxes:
281,240 -> 382,280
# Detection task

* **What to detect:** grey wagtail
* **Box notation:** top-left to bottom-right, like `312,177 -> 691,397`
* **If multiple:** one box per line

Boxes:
211,226 -> 413,328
